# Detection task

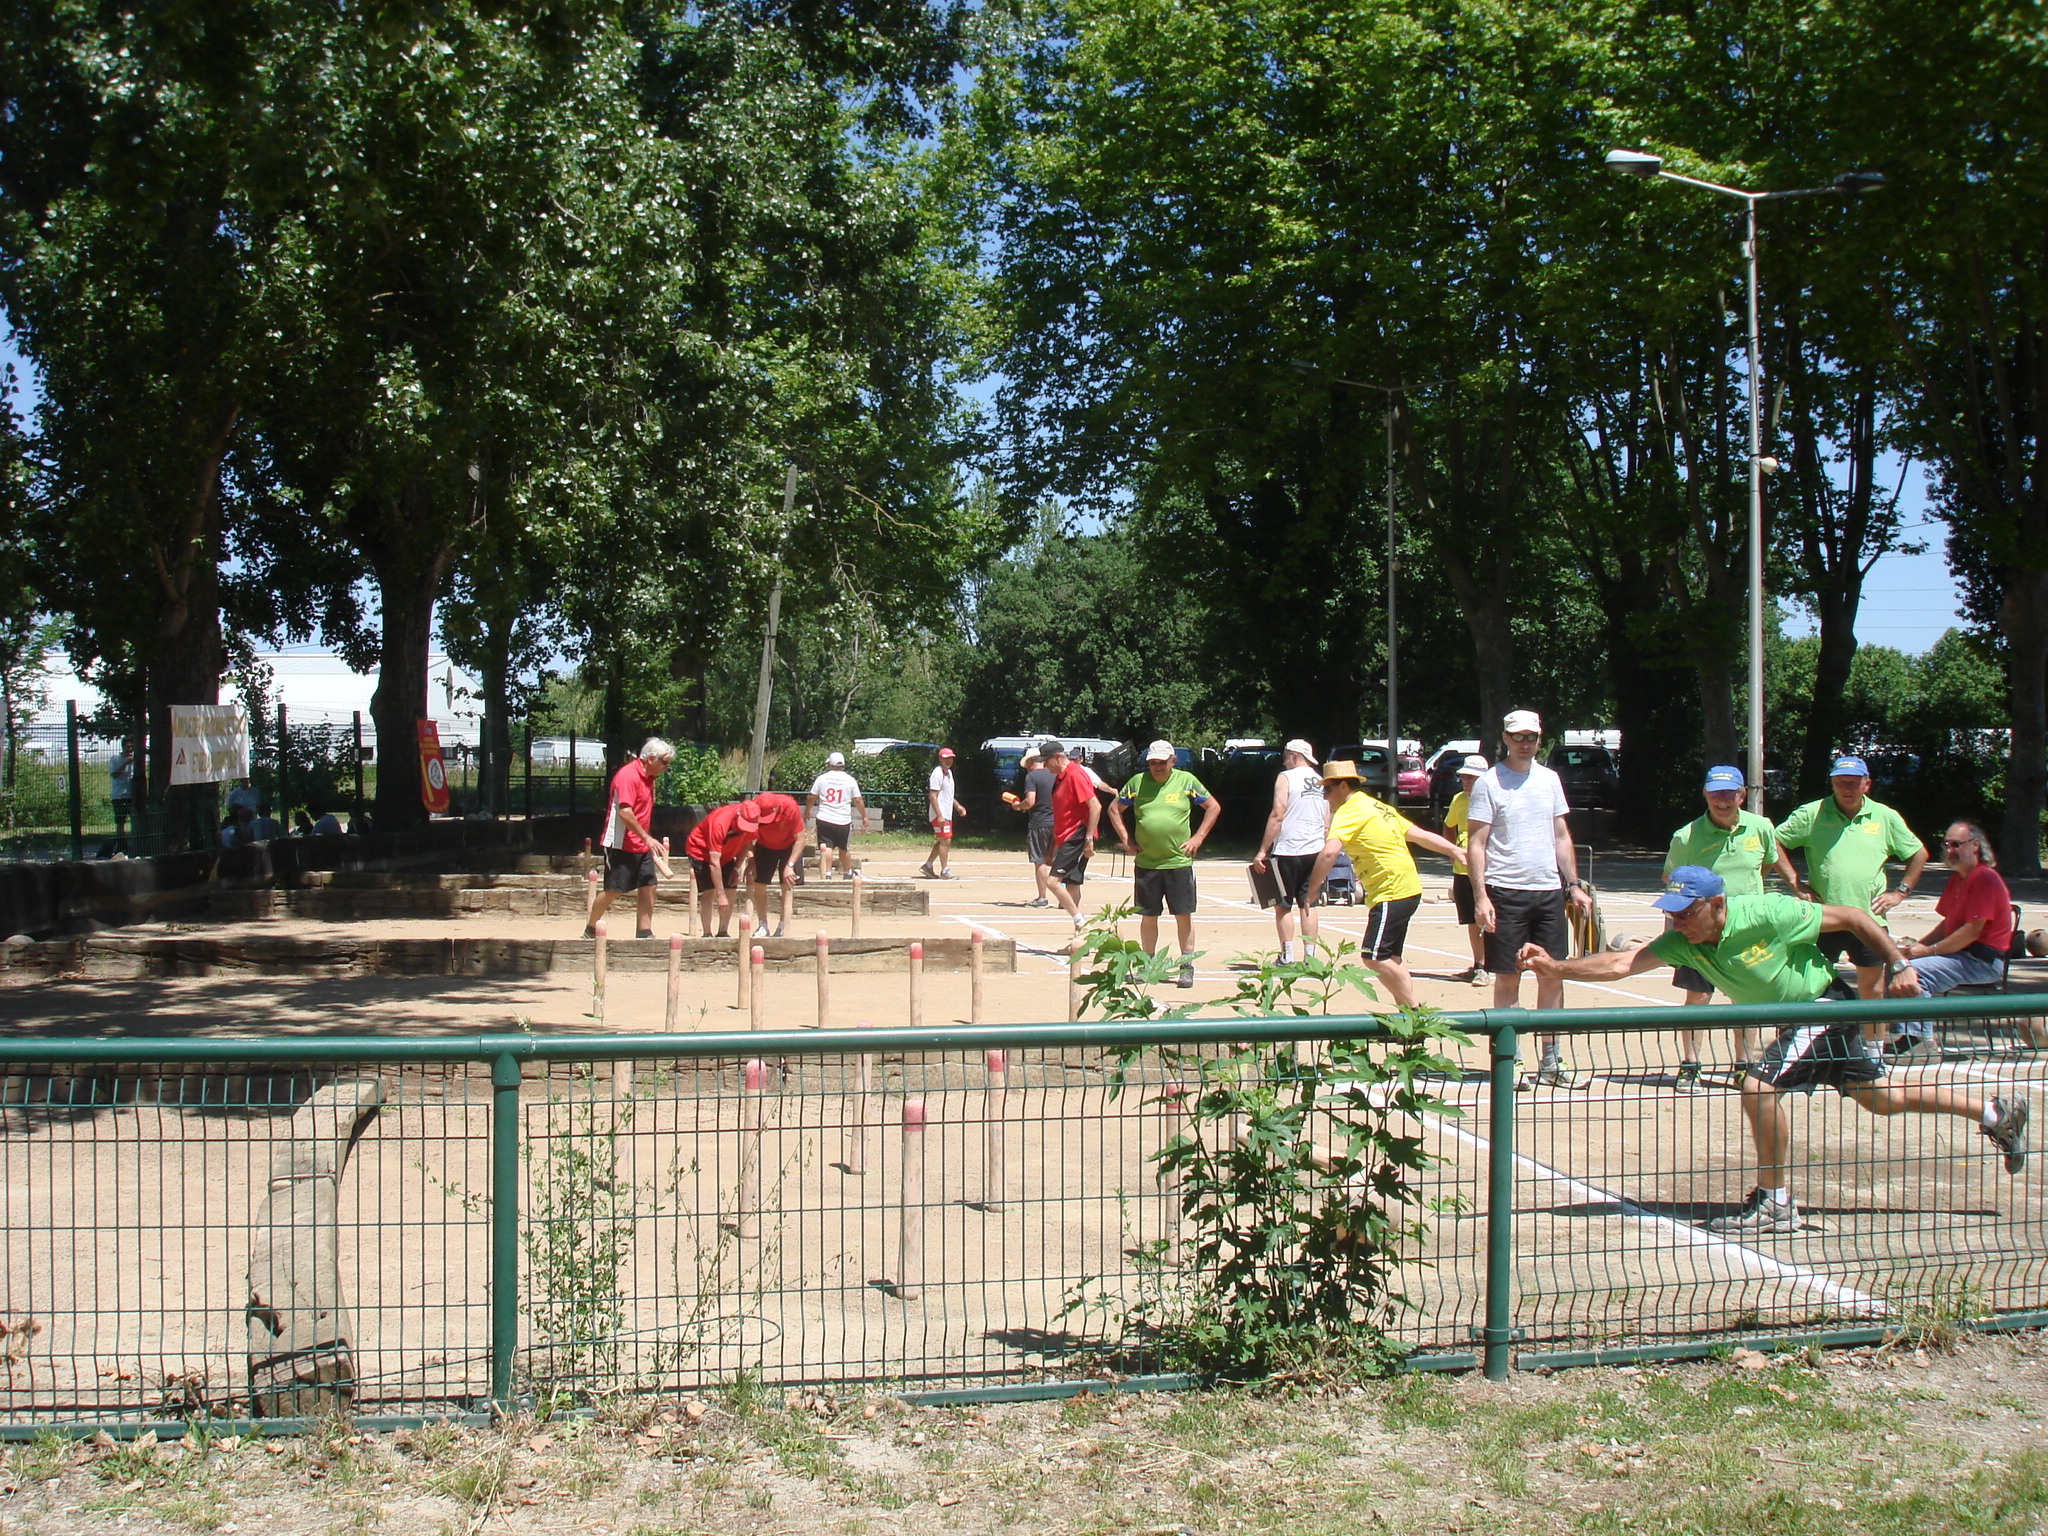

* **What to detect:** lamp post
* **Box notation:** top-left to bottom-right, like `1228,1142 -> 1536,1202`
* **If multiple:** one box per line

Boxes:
1603,149 -> 1885,814
1286,362 -> 1405,757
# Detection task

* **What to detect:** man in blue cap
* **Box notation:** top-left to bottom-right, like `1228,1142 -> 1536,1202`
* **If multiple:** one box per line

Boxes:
1775,756 -> 1929,1055
1663,765 -> 1781,1091
1518,866 -> 2029,1234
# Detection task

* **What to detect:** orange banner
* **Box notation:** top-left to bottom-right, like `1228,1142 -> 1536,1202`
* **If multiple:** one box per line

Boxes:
417,720 -> 450,814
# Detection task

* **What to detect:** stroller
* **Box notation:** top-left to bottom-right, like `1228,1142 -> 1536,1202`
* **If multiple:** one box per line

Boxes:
1319,851 -> 1360,905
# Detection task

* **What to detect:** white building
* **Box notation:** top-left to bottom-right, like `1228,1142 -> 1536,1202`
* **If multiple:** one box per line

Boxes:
31,650 -> 485,750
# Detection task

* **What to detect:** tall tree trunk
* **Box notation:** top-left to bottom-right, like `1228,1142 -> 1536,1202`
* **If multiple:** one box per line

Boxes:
147,539 -> 225,853
366,504 -> 453,833
1999,569 -> 2048,875
479,606 -> 513,817
1428,534 -> 1516,741
1799,582 -> 1862,799
1695,649 -> 1738,766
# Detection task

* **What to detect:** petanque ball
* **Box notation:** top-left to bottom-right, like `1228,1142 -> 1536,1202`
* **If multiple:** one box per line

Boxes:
2028,929 -> 2048,959
1607,933 -> 1643,951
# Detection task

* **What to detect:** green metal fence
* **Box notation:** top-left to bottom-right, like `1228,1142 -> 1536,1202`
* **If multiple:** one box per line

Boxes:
0,993 -> 2041,1429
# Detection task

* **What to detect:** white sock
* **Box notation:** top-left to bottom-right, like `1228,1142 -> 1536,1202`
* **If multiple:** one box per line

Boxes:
1303,938 -> 1318,957
1768,1187 -> 1792,1206
1983,1102 -> 2000,1129
1278,943 -> 1293,963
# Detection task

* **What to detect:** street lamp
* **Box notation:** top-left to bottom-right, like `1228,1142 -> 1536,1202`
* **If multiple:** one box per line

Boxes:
1287,361 -> 1405,757
1603,149 -> 1885,813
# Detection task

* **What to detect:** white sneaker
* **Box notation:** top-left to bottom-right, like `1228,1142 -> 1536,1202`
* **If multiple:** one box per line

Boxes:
1278,945 -> 1294,964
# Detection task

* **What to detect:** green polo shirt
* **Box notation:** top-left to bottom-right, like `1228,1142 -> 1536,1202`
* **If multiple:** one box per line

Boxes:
1775,794 -> 1922,926
1646,894 -> 1836,1006
1664,810 -> 1777,898
1118,768 -> 1212,870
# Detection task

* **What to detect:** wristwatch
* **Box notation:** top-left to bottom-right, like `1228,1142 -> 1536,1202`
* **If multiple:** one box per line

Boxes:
1885,958 -> 1911,980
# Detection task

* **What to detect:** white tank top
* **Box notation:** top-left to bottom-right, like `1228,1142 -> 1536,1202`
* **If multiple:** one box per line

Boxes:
1273,765 -> 1328,856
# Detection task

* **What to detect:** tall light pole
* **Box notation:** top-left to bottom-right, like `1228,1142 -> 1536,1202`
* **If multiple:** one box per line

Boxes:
1603,149 -> 1885,814
1287,362 -> 1405,755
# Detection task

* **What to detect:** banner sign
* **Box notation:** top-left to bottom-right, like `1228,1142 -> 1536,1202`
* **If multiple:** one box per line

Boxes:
418,720 -> 450,814
167,705 -> 250,787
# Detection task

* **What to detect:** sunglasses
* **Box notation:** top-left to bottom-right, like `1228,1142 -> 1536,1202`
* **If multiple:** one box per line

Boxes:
1943,838 -> 1976,850
1505,732 -> 1539,743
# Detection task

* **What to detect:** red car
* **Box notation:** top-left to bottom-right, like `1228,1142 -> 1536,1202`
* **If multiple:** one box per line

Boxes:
1395,753 -> 1429,803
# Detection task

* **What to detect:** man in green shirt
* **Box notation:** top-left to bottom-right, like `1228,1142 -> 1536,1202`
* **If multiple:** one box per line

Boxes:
1776,755 -> 1928,1011
1106,740 -> 1222,989
1666,765 -> 1780,1091
1518,867 -> 2029,1235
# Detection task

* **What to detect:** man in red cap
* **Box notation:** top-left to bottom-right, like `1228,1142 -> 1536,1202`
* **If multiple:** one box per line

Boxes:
683,800 -> 760,938
921,747 -> 965,879
746,791 -> 805,937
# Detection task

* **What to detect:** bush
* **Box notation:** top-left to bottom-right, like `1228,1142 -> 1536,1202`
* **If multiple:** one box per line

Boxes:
656,745 -> 740,806
766,740 -> 838,793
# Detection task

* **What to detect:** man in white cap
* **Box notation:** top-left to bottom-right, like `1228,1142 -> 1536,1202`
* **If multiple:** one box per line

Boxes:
805,751 -> 865,880
1465,709 -> 1593,1087
1252,738 -> 1327,964
1441,755 -> 1490,984
1106,741 -> 1221,988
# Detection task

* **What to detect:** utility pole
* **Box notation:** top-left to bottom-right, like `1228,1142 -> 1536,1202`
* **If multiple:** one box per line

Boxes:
745,466 -> 800,795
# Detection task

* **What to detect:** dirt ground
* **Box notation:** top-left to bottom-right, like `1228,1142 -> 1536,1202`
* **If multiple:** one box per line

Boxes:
1,1331 -> 2044,1535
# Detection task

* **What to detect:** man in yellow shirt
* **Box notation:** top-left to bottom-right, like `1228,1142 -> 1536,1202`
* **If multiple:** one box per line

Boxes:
1304,760 -> 1467,1009
1441,755 -> 1489,984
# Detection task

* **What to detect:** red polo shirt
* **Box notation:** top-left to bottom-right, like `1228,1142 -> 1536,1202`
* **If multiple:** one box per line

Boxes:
603,759 -> 656,853
684,803 -> 755,865
749,792 -> 803,851
1051,761 -> 1099,846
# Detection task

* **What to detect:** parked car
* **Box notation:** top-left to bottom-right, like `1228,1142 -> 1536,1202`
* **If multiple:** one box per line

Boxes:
1547,743 -> 1619,809
1425,739 -> 1482,812
1328,744 -> 1396,800
1395,753 -> 1429,802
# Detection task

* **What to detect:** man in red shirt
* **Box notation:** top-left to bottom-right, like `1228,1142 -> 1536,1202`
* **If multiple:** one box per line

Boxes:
683,800 -> 760,938
1041,740 -> 1104,940
746,791 -> 805,939
1894,819 -> 2015,1060
587,739 -> 675,939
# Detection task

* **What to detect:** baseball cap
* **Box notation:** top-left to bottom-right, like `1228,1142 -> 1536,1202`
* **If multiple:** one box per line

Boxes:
938,746 -> 955,760
1458,755 -> 1487,777
1830,755 -> 1869,777
1283,738 -> 1317,762
1145,740 -> 1175,761
736,801 -> 762,828
1703,765 -> 1744,792
1039,739 -> 1065,756
826,751 -> 846,767
1652,865 -> 1725,911
1502,709 -> 1542,735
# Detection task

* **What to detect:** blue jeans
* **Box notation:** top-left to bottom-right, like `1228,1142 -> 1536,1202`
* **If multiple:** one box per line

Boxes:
1898,951 -> 2005,1040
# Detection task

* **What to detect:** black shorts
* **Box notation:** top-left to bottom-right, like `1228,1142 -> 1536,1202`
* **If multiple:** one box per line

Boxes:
1362,893 -> 1421,961
1134,865 -> 1197,917
1818,929 -> 1884,970
1482,886 -> 1569,973
816,820 -> 850,851
604,847 -> 658,892
1049,828 -> 1090,886
1751,1013 -> 1885,1094
1451,872 -> 1475,927
690,857 -> 740,892
754,843 -> 793,883
1672,964 -> 1714,996
1271,854 -> 1321,913
1027,822 -> 1053,864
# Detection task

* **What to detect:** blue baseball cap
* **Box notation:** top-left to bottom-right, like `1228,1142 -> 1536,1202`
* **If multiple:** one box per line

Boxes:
1652,865 -> 1725,912
1830,755 -> 1869,778
1702,766 -> 1745,792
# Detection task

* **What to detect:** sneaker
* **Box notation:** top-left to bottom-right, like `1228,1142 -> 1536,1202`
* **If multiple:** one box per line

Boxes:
1177,960 -> 1196,989
773,922 -> 786,939
1674,1060 -> 1703,1094
636,929 -> 654,940
1028,897 -> 1050,908
918,864 -> 935,879
1706,1188 -> 1799,1234
1986,1095 -> 2030,1174
753,922 -> 769,939
581,924 -> 597,940
1533,1057 -> 1577,1089
1470,966 -> 1490,987
1279,945 -> 1295,965
1888,1034 -> 1937,1065
1452,966 -> 1477,983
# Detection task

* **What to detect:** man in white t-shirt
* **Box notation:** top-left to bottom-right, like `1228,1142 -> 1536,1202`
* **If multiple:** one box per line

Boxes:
1465,709 -> 1593,1088
1252,738 -> 1328,963
921,747 -> 964,879
805,752 -> 865,880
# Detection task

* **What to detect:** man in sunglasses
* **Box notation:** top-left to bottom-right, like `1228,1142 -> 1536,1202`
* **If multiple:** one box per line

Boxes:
1464,709 -> 1593,1087
1518,866 -> 2029,1234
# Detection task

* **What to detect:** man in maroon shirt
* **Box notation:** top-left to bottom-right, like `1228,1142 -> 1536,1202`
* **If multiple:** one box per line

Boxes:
586,738 -> 675,939
1040,740 -> 1104,940
746,791 -> 805,939
683,799 -> 760,938
1893,819 -> 2016,1060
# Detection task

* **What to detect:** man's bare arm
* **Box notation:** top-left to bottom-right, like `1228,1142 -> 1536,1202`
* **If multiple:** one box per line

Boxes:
1519,940 -> 1667,985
